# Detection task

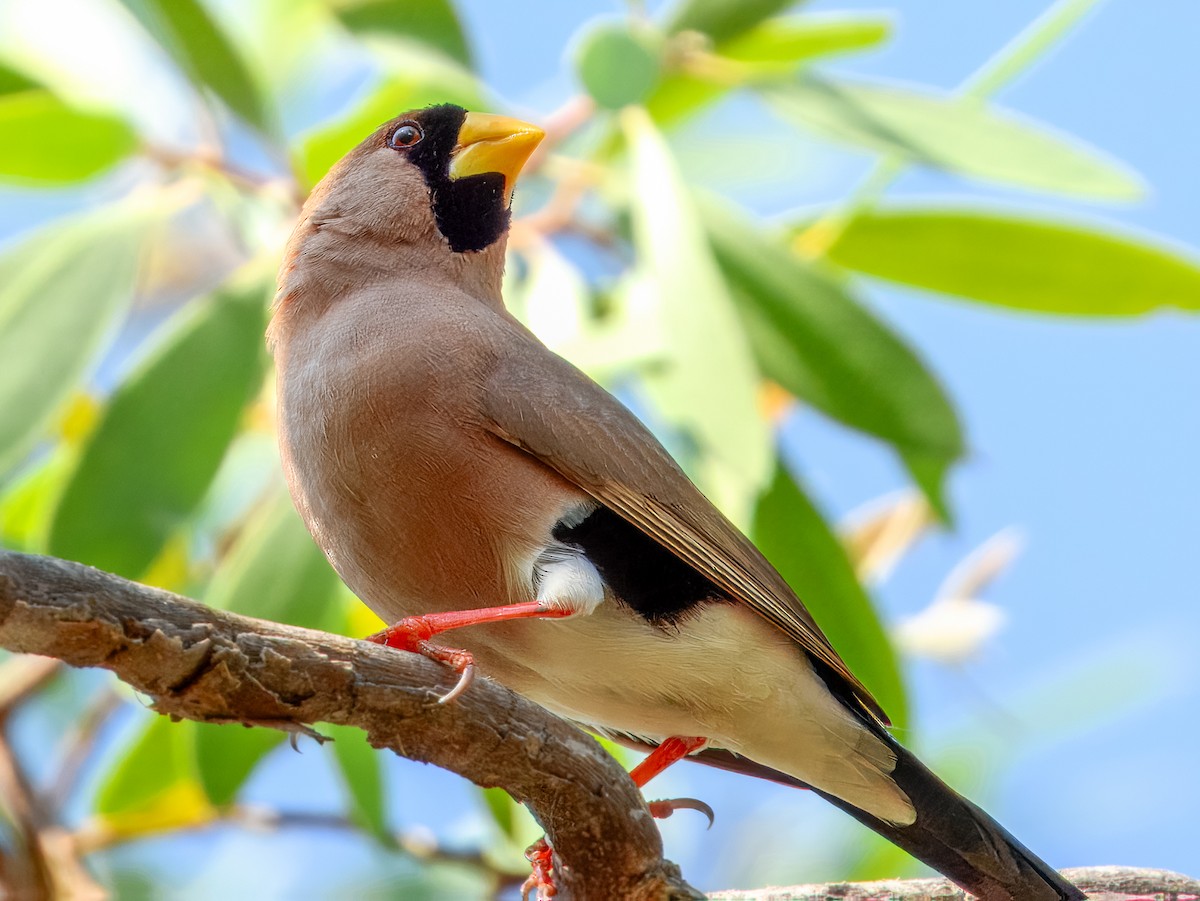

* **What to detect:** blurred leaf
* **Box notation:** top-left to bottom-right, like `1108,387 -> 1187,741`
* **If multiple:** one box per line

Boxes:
47,276 -> 269,579
190,491 -> 345,806
331,0 -> 473,67
0,447 -> 73,551
296,63 -> 481,188
0,208 -> 150,476
204,490 -> 344,631
116,0 -> 271,132
900,449 -> 953,525
646,13 -> 890,128
664,0 -> 800,43
722,13 -> 891,64
195,723 -> 284,808
576,20 -> 662,110
481,786 -> 516,839
480,786 -> 543,873
323,722 -> 390,840
622,108 -> 773,526
94,715 -> 215,839
643,73 -> 728,129
345,589 -> 388,637
0,91 -> 136,183
753,462 -> 907,728
0,62 -> 39,95
766,76 -> 1143,201
704,200 -> 963,465
826,208 -> 1200,316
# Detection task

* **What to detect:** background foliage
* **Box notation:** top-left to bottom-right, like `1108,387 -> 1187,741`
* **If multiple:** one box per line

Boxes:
0,0 -> 1196,896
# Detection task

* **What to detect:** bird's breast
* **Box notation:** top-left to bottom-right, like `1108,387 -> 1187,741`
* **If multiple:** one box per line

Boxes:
273,295 -> 585,625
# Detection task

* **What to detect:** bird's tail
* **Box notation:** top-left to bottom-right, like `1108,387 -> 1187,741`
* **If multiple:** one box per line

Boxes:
810,735 -> 1084,901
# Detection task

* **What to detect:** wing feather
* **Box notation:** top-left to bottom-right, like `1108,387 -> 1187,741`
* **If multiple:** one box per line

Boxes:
481,329 -> 888,725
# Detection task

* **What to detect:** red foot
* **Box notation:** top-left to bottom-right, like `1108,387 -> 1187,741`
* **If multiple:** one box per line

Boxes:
365,603 -> 570,704
521,837 -> 557,900
366,615 -> 477,703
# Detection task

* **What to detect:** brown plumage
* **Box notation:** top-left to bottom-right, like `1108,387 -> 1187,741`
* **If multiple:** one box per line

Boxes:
269,104 -> 1083,901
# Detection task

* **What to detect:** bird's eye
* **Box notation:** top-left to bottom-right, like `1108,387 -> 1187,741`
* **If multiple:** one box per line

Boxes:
388,123 -> 423,149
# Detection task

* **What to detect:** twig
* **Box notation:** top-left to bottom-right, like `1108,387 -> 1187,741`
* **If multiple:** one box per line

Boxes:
231,806 -> 527,890
526,95 -> 596,175
44,687 -> 124,814
0,654 -> 60,719
0,550 -> 701,901
0,731 -> 105,899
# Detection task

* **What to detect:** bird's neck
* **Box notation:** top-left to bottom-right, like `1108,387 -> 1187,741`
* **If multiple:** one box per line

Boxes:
270,217 -> 510,344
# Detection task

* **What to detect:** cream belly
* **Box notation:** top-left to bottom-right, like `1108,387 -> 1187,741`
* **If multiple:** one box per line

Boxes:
457,601 -> 915,826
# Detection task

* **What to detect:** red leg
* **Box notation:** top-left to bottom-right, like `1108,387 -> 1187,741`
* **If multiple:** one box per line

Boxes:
366,601 -> 571,703
628,736 -> 708,787
520,736 -> 712,897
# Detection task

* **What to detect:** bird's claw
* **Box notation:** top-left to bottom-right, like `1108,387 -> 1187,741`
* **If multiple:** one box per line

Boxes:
648,796 -> 715,829
437,660 -> 475,704
201,717 -> 328,752
521,837 -> 557,900
366,617 -> 476,704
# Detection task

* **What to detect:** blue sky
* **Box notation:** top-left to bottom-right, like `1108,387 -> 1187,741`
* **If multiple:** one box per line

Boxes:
451,0 -> 1200,886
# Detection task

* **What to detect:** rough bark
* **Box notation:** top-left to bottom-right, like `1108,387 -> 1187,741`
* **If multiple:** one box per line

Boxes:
0,550 -> 701,901
708,866 -> 1199,899
1,551 -> 1195,901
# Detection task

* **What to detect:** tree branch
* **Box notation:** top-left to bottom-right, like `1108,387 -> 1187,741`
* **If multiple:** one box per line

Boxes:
0,550 -> 701,901
2,552 -> 1195,901
709,866 -> 1200,900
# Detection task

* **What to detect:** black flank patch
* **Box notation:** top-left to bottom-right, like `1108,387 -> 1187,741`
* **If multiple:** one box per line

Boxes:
552,506 -> 729,624
398,103 -> 512,253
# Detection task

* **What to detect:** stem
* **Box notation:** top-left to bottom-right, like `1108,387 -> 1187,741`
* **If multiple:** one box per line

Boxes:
796,0 -> 1105,257
962,0 -> 1104,101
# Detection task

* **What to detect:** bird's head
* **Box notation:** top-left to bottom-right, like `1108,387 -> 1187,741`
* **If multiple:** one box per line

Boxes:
302,104 -> 544,255
272,105 -> 542,342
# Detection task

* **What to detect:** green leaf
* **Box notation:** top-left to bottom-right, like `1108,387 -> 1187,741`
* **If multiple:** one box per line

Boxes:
0,62 -> 39,96
331,0 -> 473,67
194,723 -> 284,808
94,715 -> 215,839
645,14 -> 890,131
295,64 -> 481,188
575,20 -> 662,110
204,490 -> 345,631
664,0 -> 800,43
481,786 -> 517,839
703,199 -> 963,463
47,276 -> 269,579
0,208 -> 151,476
479,786 -> 544,871
826,207 -> 1200,316
753,462 -> 907,728
622,108 -> 773,527
721,13 -> 891,64
323,722 -> 390,840
766,76 -> 1143,201
0,446 -> 73,551
0,91 -> 137,183
899,448 -> 953,526
116,0 -> 271,132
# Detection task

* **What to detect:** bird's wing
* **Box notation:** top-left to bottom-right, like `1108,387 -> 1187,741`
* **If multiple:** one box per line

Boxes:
481,331 -> 888,725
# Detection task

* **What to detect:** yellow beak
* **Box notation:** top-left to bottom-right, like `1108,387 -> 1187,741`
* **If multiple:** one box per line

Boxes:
448,112 -> 545,202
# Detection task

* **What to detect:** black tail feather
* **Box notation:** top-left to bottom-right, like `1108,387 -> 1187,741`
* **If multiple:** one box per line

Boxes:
689,743 -> 1083,901
812,736 -> 1084,901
